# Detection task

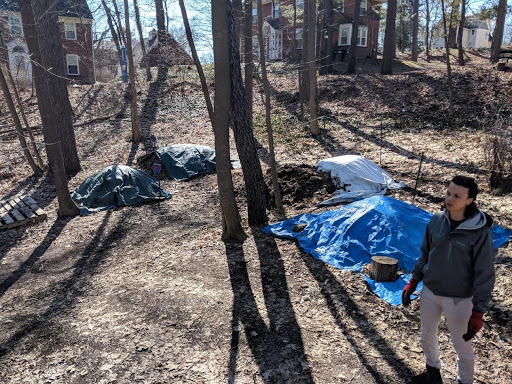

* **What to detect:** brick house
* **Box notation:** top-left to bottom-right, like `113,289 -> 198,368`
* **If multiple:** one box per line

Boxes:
0,0 -> 94,85
255,0 -> 382,62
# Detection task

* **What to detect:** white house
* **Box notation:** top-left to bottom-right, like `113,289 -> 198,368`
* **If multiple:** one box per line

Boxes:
431,18 -> 491,49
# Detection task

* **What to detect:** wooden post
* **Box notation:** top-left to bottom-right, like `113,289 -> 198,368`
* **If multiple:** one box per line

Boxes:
370,256 -> 398,282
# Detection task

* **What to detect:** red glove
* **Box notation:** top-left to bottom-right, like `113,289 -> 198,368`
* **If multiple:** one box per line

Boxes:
463,310 -> 484,341
401,279 -> 419,307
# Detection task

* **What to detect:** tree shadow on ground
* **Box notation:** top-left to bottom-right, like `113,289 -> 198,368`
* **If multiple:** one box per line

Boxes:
0,217 -> 69,297
140,66 -> 170,154
0,172 -> 58,262
225,229 -> 314,384
79,90 -> 131,164
72,84 -> 103,121
0,209 -> 128,358
297,247 -> 416,383
326,117 -> 485,174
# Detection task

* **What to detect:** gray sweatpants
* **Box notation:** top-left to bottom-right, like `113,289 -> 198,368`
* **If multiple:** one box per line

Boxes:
420,286 -> 474,384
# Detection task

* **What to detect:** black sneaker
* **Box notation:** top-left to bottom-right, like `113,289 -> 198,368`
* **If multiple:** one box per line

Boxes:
410,365 -> 443,384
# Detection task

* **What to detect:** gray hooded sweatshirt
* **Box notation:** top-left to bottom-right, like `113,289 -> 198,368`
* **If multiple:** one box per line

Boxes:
412,209 -> 495,313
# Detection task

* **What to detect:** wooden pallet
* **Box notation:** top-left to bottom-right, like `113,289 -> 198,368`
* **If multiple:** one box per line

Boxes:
0,196 -> 47,231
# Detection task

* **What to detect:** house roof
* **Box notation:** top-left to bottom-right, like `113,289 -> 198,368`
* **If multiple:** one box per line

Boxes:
266,18 -> 282,30
465,18 -> 489,30
0,0 -> 92,19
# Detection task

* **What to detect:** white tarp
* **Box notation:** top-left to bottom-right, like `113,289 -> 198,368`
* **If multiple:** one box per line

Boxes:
316,155 -> 405,205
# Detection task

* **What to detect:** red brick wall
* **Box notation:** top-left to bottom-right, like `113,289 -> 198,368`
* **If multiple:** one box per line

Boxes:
333,0 -> 381,59
254,0 -> 381,62
58,20 -> 94,83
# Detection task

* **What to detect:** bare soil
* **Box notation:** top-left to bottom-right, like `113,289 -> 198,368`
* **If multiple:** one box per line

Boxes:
1,52 -> 511,384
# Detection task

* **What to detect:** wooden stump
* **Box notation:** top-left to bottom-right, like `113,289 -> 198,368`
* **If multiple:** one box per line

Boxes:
370,256 -> 398,282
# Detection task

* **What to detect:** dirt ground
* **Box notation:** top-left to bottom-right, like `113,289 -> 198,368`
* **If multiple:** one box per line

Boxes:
1,52 -> 512,384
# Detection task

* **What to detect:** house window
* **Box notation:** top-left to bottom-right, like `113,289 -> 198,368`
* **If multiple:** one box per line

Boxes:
338,24 -> 351,45
273,2 -> 279,18
295,28 -> 303,50
357,26 -> 368,46
252,8 -> 257,23
65,22 -> 77,40
9,17 -> 23,36
66,54 -> 80,75
360,0 -> 368,15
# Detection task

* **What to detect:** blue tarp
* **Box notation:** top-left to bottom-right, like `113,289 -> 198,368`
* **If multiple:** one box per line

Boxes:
156,144 -> 217,181
72,165 -> 171,215
263,196 -> 512,306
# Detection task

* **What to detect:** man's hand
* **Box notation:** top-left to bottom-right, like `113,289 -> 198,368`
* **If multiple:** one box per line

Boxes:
401,279 -> 419,307
463,310 -> 483,341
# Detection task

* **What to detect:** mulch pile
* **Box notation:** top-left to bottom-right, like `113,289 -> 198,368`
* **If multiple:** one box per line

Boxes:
264,164 -> 336,208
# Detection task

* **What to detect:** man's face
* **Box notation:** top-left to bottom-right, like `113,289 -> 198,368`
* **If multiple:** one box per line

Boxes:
445,182 -> 473,217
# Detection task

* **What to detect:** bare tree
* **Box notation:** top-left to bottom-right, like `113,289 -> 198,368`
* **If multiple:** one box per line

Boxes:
491,0 -> 507,63
305,0 -> 319,134
243,0 -> 253,118
134,0 -> 152,81
381,0 -> 398,74
18,0 -> 79,216
0,65 -> 42,176
112,0 -> 127,47
0,31 -> 43,168
179,0 -> 213,120
257,0 -> 285,215
320,0 -> 334,75
101,0 -> 121,58
124,0 -> 141,142
412,0 -> 419,61
441,0 -> 455,115
347,0 -> 362,74
457,0 -> 466,65
228,0 -> 268,225
20,0 -> 80,176
212,0 -> 247,242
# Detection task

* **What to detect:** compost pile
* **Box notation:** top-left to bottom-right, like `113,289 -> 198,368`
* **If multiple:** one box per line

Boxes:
264,164 -> 336,208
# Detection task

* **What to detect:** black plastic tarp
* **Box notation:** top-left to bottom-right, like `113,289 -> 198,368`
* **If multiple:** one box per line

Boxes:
72,165 -> 171,215
155,144 -> 217,181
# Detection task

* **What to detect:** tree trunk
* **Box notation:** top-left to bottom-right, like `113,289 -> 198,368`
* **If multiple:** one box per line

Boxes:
320,0 -> 334,75
301,0 -> 310,105
0,65 -> 42,176
212,0 -> 247,242
134,0 -> 152,81
155,0 -> 166,43
124,0 -> 141,143
347,0 -> 362,74
112,0 -> 127,47
399,0 -> 405,53
228,1 -> 268,225
257,0 -> 285,215
17,0 -> 78,216
232,0 -> 243,53
0,31 -> 43,168
441,0 -> 454,116
411,0 -> 419,61
491,0 -> 507,63
457,0 -> 466,66
324,0 -> 334,74
425,0 -> 430,61
381,0 -> 397,74
101,0 -> 121,57
179,0 -> 213,121
244,0 -> 253,119
306,0 -> 319,135
22,0 -> 80,175
370,256 -> 398,282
